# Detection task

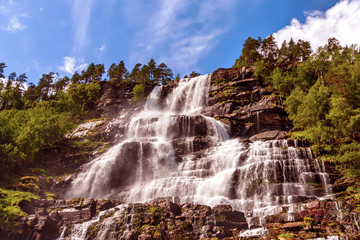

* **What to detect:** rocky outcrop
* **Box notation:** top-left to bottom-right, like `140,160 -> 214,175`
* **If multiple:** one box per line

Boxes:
5,68 -> 347,240
263,199 -> 360,239
94,81 -> 135,118
202,68 -> 291,139
6,197 -> 360,240
2,198 -> 248,240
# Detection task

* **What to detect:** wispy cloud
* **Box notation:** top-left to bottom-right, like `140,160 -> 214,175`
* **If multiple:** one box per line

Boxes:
273,0 -> 360,50
129,0 -> 236,73
99,44 -> 105,53
0,0 -> 15,14
72,0 -> 94,51
59,56 -> 88,75
5,15 -> 27,32
1,1 -> 27,33
94,44 -> 106,59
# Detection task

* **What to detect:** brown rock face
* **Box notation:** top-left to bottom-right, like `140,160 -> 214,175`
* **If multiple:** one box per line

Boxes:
264,199 -> 360,239
202,67 -> 292,139
7,198 -> 248,240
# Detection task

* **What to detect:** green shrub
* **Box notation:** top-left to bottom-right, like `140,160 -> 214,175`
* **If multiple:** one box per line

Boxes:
132,84 -> 145,104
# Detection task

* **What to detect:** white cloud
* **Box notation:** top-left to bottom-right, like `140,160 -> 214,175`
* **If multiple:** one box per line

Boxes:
1,1 -> 28,33
165,30 -> 222,73
273,0 -> 360,50
0,0 -> 15,14
129,0 -> 236,73
72,0 -> 94,50
6,15 -> 27,32
99,44 -> 105,52
94,44 -> 106,59
59,57 -> 88,75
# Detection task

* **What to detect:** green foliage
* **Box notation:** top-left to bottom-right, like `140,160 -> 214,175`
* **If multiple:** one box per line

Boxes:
270,38 -> 360,180
277,233 -> 294,240
108,61 -> 129,84
233,35 -> 360,181
335,142 -> 360,177
148,206 -> 163,213
253,59 -> 272,81
0,103 -> 72,173
234,37 -> 262,67
65,82 -> 101,113
0,59 -> 173,180
284,87 -> 305,119
212,78 -> 227,86
269,67 -> 296,97
0,188 -> 42,237
129,59 -> 173,85
303,216 -> 314,227
0,62 -> 6,78
0,187 -> 39,227
132,84 -> 145,104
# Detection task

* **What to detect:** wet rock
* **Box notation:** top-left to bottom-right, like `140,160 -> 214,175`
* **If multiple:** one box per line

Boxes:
94,81 -> 136,118
171,136 -> 214,157
18,199 -> 36,214
66,119 -> 106,139
305,200 -> 320,209
202,67 -> 292,139
282,221 -> 303,229
97,199 -> 117,211
249,130 -> 287,142
264,199 -> 360,239
14,199 -> 250,240
168,115 -> 210,138
212,205 -> 248,230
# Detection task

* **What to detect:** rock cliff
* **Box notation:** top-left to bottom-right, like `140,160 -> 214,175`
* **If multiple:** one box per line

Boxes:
5,198 -> 248,240
0,67 -> 348,240
203,68 -> 291,140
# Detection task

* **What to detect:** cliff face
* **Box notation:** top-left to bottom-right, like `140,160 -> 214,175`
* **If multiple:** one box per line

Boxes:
8,198 -> 248,240
7,198 -> 360,240
1,68 -> 347,240
203,68 -> 291,140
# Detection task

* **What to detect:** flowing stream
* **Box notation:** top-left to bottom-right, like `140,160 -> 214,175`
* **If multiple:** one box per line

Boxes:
66,74 -> 332,237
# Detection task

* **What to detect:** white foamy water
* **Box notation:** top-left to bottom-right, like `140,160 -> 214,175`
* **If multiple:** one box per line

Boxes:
66,74 -> 332,238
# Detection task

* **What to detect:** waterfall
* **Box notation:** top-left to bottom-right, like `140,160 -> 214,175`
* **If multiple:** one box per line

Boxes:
66,74 -> 332,234
66,74 -> 228,199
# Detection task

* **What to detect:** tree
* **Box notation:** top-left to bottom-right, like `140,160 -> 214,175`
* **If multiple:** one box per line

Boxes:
260,35 -> 278,63
83,63 -> 96,83
0,104 -> 72,172
131,84 -> 145,104
130,63 -> 142,83
325,37 -> 341,60
23,83 -> 38,107
156,63 -> 173,85
277,40 -> 289,66
108,61 -> 128,84
234,37 -> 262,67
71,72 -> 81,84
189,71 -> 201,78
0,71 -> 28,110
297,39 -> 312,62
53,76 -> 69,97
147,58 -> 157,83
93,64 -> 105,82
0,63 -> 6,78
269,67 -> 295,97
66,82 -> 101,112
36,72 -> 55,101
175,74 -> 180,80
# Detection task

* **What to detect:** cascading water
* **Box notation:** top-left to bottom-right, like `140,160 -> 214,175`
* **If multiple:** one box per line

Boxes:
66,74 -> 332,236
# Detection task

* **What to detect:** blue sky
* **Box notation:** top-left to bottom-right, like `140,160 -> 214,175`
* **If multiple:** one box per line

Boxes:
1,0 -> 359,84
